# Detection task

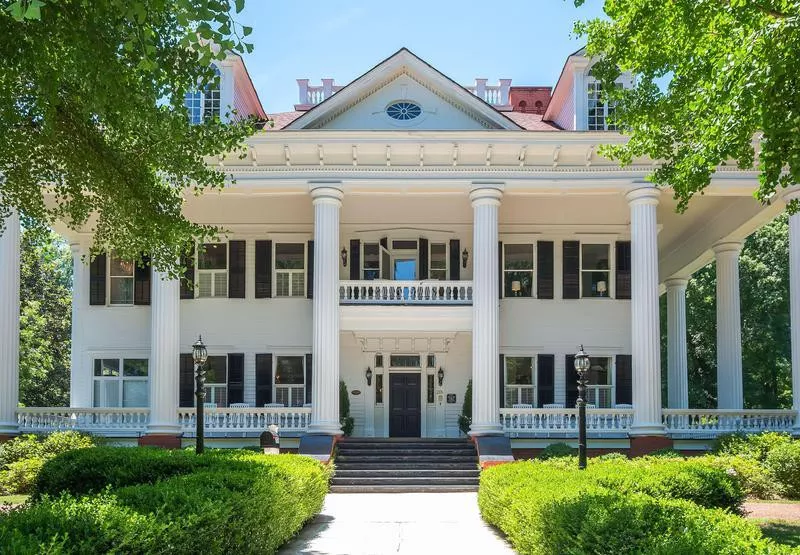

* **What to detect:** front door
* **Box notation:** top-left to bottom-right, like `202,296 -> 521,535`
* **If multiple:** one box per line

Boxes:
389,373 -> 421,437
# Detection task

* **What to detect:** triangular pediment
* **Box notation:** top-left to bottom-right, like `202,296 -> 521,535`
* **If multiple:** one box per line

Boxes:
286,48 -> 522,131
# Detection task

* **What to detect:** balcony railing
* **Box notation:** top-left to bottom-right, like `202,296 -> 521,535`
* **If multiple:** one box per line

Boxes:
17,407 -> 150,435
340,280 -> 473,305
500,407 -> 634,436
177,407 -> 311,435
662,409 -> 797,437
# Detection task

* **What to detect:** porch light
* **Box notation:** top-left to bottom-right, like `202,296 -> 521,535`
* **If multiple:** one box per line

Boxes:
192,335 -> 208,365
341,247 -> 348,267
574,345 -> 591,470
365,367 -> 373,386
461,248 -> 469,268
192,335 -> 208,456
437,367 -> 445,386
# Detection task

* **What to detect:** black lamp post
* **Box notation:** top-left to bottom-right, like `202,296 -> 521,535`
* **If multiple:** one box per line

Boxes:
574,345 -> 591,470
192,335 -> 208,455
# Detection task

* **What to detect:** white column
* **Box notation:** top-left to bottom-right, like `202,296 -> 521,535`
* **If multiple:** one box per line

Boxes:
626,187 -> 665,435
308,184 -> 343,435
69,243 -> 90,407
713,241 -> 744,409
786,190 -> 800,429
146,270 -> 181,435
469,184 -> 503,436
665,278 -> 689,409
0,211 -> 20,434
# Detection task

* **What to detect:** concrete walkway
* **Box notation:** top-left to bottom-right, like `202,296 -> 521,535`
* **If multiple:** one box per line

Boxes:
279,492 -> 516,554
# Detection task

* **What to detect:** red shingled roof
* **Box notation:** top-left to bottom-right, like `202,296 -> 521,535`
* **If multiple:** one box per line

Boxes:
267,111 -> 304,129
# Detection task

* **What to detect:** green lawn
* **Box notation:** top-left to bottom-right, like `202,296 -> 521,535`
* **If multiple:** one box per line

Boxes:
0,494 -> 29,506
756,520 -> 800,548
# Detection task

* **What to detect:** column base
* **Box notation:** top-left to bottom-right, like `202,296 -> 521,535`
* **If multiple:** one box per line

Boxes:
629,435 -> 673,457
468,423 -> 504,436
307,422 -> 343,436
138,434 -> 182,449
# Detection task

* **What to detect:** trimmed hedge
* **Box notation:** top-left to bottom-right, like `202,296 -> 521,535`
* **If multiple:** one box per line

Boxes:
765,441 -> 800,499
479,460 -> 785,555
2,448 -> 329,554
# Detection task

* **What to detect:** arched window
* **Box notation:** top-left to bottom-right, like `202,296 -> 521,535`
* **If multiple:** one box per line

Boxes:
587,68 -> 618,131
517,100 -> 527,112
185,67 -> 221,124
534,100 -> 543,110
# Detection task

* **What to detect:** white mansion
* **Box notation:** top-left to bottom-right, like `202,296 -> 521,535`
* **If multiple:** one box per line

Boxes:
1,48 -> 798,455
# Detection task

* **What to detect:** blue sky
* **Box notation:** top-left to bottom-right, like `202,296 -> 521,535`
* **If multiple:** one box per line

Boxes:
238,0 -> 607,113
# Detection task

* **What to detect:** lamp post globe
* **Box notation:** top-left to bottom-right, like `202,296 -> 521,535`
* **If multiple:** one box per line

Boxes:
574,345 -> 590,470
192,335 -> 208,455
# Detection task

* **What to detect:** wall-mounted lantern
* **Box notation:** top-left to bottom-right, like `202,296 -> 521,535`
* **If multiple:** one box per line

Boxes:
365,366 -> 373,386
461,248 -> 469,268
341,247 -> 348,267
437,367 -> 445,386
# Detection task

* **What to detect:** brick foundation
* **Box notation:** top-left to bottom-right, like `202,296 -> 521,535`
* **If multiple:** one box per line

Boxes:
629,435 -> 673,457
138,434 -> 182,449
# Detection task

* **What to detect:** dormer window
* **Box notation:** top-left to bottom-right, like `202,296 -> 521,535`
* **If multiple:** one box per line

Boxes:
587,70 -> 619,131
185,67 -> 221,124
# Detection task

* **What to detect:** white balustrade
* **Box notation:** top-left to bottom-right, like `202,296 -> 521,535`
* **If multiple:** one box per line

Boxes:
500,408 -> 634,435
302,84 -> 344,106
465,80 -> 511,107
662,409 -> 796,437
177,406 -> 312,435
339,280 -> 473,305
17,408 -> 149,435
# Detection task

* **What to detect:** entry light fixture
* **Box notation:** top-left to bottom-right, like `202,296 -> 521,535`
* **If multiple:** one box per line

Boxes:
365,367 -> 373,386
437,367 -> 445,386
341,247 -> 348,267
574,345 -> 591,470
461,248 -> 469,268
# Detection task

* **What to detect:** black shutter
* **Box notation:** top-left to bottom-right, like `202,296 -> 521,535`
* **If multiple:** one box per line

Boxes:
227,353 -> 244,405
228,240 -> 246,299
562,241 -> 580,299
449,239 -> 460,280
499,354 -> 505,409
89,253 -> 106,305
179,353 -> 194,407
305,353 -> 313,404
616,354 -> 633,405
307,240 -> 314,298
419,238 -> 429,280
537,241 -> 554,300
180,246 -> 195,300
133,255 -> 151,305
349,239 -> 360,280
566,354 -> 578,408
537,354 -> 555,406
255,240 -> 272,298
615,241 -> 632,300
498,241 -> 504,299
255,354 -> 273,406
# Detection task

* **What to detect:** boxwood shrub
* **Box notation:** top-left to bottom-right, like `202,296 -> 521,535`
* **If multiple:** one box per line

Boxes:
479,460 -> 782,555
3,448 -> 330,554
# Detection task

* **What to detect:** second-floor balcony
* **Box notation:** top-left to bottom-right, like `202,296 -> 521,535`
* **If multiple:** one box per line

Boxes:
340,280 -> 473,305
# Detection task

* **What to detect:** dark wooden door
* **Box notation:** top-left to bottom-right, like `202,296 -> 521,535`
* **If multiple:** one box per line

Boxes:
389,373 -> 421,437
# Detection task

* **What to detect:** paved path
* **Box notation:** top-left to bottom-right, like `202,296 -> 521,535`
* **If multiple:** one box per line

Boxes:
279,493 -> 516,554
744,501 -> 800,521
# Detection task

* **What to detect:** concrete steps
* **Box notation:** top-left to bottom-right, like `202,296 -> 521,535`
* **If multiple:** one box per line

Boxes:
331,437 -> 479,493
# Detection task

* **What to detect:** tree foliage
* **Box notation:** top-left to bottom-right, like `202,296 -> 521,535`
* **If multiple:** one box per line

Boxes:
0,0 -> 257,275
18,224 -> 72,407
575,0 -> 800,212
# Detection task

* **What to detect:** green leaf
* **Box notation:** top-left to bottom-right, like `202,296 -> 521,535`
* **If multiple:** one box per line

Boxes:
242,25 -> 252,37
235,0 -> 245,13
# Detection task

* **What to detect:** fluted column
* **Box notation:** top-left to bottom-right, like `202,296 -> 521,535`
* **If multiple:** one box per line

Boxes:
785,189 -> 800,430
0,210 -> 20,435
308,184 -> 343,435
69,243 -> 91,407
627,187 -> 665,435
714,241 -> 744,409
665,278 -> 689,409
147,270 -> 181,435
469,184 -> 504,436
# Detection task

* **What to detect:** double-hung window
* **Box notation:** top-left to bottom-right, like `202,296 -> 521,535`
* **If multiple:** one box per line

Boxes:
93,358 -> 148,408
275,243 -> 305,297
430,243 -> 447,280
274,356 -> 305,407
505,356 -> 535,407
587,79 -> 618,131
587,357 -> 613,408
203,355 -> 228,407
108,253 -> 135,305
185,67 -> 221,124
198,243 -> 227,298
581,244 -> 611,298
503,244 -> 534,297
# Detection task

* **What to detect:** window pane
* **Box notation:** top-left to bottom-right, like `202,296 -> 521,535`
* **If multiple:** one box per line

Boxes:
375,374 -> 383,404
123,380 -> 148,407
392,240 -> 417,250
427,374 -> 435,403
389,355 -> 420,368
275,273 -> 289,297
363,243 -> 380,270
582,270 -> 610,298
291,273 -> 305,297
109,255 -> 134,277
94,359 -> 120,377
185,91 -> 203,124
276,244 -> 304,269
506,357 -> 533,385
375,354 -> 383,368
123,359 -> 148,377
199,244 -> 227,270
203,88 -> 220,121
110,277 -> 134,304
504,271 -> 532,297
504,244 -> 533,270
589,357 -> 611,385
94,380 -> 120,407
275,356 -> 304,385
430,269 -> 447,281
394,259 -> 416,280
582,244 -> 609,270
430,243 -> 447,270
426,354 -> 436,368
204,356 -> 227,384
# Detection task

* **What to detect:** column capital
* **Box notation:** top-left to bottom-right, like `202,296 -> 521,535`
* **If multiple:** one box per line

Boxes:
469,183 -> 504,206
712,241 -> 743,256
625,186 -> 661,206
664,277 -> 689,290
309,183 -> 344,205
